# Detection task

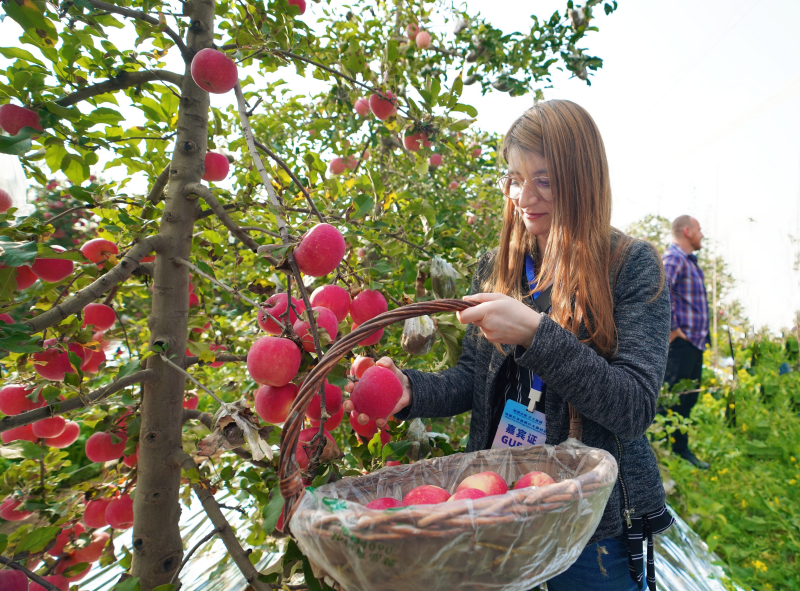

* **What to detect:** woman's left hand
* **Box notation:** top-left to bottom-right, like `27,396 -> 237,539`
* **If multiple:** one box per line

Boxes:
456,293 -> 542,348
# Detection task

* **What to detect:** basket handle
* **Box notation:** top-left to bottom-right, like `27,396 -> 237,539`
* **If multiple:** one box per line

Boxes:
278,299 -> 476,531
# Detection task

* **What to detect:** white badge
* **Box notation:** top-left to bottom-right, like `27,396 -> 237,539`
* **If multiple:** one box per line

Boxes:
491,399 -> 546,449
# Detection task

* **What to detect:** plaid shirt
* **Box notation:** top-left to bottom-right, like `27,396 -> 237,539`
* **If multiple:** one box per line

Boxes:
662,243 -> 709,350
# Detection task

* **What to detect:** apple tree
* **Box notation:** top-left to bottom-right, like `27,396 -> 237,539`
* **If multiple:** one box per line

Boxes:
0,0 -> 616,589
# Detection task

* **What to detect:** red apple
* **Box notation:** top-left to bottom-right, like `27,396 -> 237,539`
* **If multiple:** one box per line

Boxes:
14,265 -> 37,289
429,153 -> 442,167
296,427 -> 336,470
122,447 -> 138,468
310,284 -> 351,322
472,146 -> 482,157
0,313 -> 11,323
448,180 -> 459,190
257,293 -> 305,334
209,343 -> 227,367
189,292 -> 200,307
183,394 -> 199,410
448,488 -> 487,502
0,103 -> 43,135
82,303 -> 116,330
287,0 -> 306,14
329,157 -> 346,175
309,404 -> 344,430
350,365 -> 402,420
293,306 -> 339,352
405,22 -> 419,39
72,530 -> 110,563
294,223 -> 346,277
141,255 -> 156,263
365,497 -> 404,510
31,416 -> 66,439
402,485 -> 450,506
467,214 -> 476,225
0,188 -> 12,213
44,421 -> 80,448
202,151 -> 230,182
385,460 -> 402,466
80,238 -> 118,263
254,382 -> 298,424
349,355 -> 375,378
192,321 -> 211,334
344,155 -> 358,170
105,494 -> 134,530
0,570 -> 28,591
351,323 -> 384,346
1,424 -> 37,443
456,471 -> 509,496
350,289 -> 388,324
304,380 -> 342,421
348,411 -> 390,441
80,348 -> 106,373
84,431 -> 127,463
403,131 -> 431,152
30,575 -> 69,591
48,523 -> 86,557
191,48 -> 238,94
31,246 -> 74,283
83,498 -> 112,529
0,496 -> 32,521
369,92 -> 397,121
354,98 -> 370,117
247,336 -> 301,386
514,471 -> 555,489
0,384 -> 44,415
415,30 -> 431,49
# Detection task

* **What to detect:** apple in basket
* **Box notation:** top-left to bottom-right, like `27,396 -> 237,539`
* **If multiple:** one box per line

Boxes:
365,497 -> 404,510
514,471 -> 556,489
447,488 -> 487,502
402,485 -> 450,506
456,471 -> 509,496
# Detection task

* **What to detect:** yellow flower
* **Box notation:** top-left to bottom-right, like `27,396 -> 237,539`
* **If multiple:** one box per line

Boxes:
719,468 -> 729,475
792,456 -> 797,463
774,497 -> 780,506
741,499 -> 747,508
667,409 -> 673,416
789,479 -> 797,485
741,423 -> 748,432
710,476 -> 718,481
729,403 -> 735,409
751,559 -> 768,572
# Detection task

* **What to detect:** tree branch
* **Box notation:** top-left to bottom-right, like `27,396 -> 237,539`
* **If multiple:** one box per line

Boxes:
83,0 -> 190,61
176,451 -> 270,591
56,70 -> 184,108
252,140 -> 324,224
160,353 -> 224,405
0,556 -> 60,591
184,353 -> 248,367
132,262 -> 154,277
0,369 -> 155,433
240,225 -> 281,238
25,235 -> 164,333
168,527 -> 221,586
184,183 -> 260,252
148,164 -> 172,204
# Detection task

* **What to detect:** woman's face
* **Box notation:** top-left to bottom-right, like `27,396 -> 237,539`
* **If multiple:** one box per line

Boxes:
508,151 -> 553,241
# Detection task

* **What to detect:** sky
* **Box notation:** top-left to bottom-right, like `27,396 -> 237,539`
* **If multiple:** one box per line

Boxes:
2,0 -> 799,331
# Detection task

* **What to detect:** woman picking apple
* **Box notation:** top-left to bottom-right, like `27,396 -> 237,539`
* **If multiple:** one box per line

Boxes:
344,100 -> 673,590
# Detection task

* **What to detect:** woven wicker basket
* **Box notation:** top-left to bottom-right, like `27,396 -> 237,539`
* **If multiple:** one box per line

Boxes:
278,300 -> 619,591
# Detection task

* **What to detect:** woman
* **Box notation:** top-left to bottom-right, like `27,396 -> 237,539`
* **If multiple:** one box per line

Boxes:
344,100 -> 673,590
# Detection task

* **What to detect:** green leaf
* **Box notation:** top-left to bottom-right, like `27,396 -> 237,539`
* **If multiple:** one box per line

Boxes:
35,245 -> 85,261
0,46 -> 45,67
262,492 -> 285,534
311,465 -> 332,487
351,194 -> 374,219
0,240 -> 38,267
382,441 -> 412,461
326,363 -> 348,388
449,118 -> 475,132
0,127 -> 37,156
367,431 -> 383,457
0,533 -> 7,554
61,154 -> 89,185
451,75 -> 463,99
301,554 -> 324,591
16,526 -> 61,554
117,360 -> 141,380
63,562 -> 90,577
44,102 -> 81,120
152,585 -> 176,591
4,0 -> 58,48
113,577 -> 141,591
451,103 -> 479,118
20,440 -> 43,460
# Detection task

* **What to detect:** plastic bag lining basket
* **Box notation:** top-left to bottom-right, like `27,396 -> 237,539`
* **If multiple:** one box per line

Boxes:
277,299 -> 619,591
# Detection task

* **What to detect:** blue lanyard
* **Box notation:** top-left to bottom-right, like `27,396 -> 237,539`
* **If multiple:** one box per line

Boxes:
524,253 -> 544,393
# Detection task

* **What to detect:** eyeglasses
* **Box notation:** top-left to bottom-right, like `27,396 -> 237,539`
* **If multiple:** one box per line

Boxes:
497,174 -> 552,201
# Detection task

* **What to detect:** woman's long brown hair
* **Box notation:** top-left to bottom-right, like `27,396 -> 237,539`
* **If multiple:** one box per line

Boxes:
484,100 -> 632,358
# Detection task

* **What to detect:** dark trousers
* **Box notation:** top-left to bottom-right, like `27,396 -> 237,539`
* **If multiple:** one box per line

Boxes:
663,338 -> 703,454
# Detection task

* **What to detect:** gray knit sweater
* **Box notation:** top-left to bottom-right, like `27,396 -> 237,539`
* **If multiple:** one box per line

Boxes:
395,239 -> 671,544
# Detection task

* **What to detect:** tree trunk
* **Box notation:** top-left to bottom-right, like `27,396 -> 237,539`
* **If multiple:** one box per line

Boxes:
130,0 -> 213,587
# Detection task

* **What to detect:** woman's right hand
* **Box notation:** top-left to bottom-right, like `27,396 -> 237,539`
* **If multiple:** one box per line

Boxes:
343,357 -> 412,428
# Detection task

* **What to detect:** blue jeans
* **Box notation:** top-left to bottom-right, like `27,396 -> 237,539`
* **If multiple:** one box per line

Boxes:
545,536 -> 638,591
